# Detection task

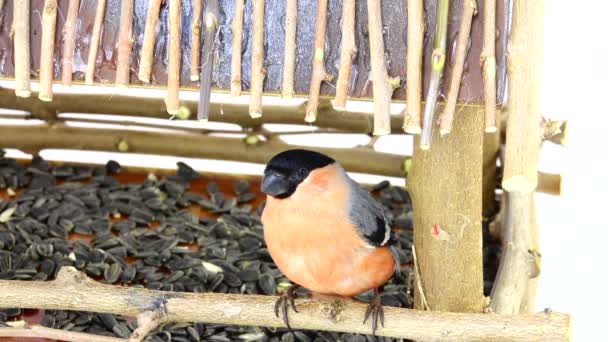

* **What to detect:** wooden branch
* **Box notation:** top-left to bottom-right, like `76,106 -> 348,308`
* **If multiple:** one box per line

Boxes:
85,0 -> 106,85
190,0 -> 204,82
197,0 -> 219,121
367,0 -> 399,135
439,0 -> 477,136
230,0 -> 245,96
138,0 -> 162,83
281,0 -> 298,99
304,0 -> 329,123
333,0 -> 355,110
502,0 -> 544,192
38,0 -> 58,102
482,0 -> 497,133
483,109 -> 500,216
420,0 -> 449,148
166,0 -> 181,115
116,0 -> 134,87
402,0 -> 423,134
249,0 -> 265,118
129,311 -> 166,342
520,194 -> 540,314
0,267 -> 571,341
62,0 -> 80,87
0,322 -> 125,342
13,0 -> 31,97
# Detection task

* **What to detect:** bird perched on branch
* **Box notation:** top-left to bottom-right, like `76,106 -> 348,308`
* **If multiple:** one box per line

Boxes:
260,149 -> 400,335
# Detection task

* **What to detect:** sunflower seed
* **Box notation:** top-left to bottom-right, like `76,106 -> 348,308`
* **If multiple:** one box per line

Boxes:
104,263 -> 122,283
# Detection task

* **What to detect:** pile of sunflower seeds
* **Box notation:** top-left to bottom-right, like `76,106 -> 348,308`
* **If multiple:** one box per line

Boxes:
0,154 -> 416,342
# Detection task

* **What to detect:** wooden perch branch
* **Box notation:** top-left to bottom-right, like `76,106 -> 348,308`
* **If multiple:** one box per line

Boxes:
230,0 -> 244,95
333,0 -> 355,110
190,0 -> 204,81
116,0 -> 134,87
402,0 -> 423,134
13,0 -> 31,97
166,0 -> 181,115
0,321 -> 125,342
439,0 -> 477,136
367,0 -> 400,135
0,267 -> 570,341
304,0 -> 329,123
85,0 -> 106,85
62,0 -> 80,87
281,0 -> 298,99
420,0 -> 449,149
197,0 -> 219,121
249,0 -> 265,118
482,0 -> 497,133
38,0 -> 58,102
138,0 -> 162,83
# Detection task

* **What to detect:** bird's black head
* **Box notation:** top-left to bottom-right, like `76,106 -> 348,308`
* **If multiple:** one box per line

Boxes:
261,149 -> 335,199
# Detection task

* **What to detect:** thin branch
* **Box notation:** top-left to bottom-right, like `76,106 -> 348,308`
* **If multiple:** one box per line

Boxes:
129,311 -> 166,342
249,0 -> 265,118
138,0 -> 162,83
334,0 -> 355,111
520,195 -> 540,314
304,0 -> 329,123
197,0 -> 219,121
367,0 -> 400,135
116,0 -> 134,88
230,0 -> 245,96
402,0 -> 423,134
0,322 -> 125,342
190,0 -> 204,82
439,0 -> 477,136
412,245 -> 430,310
85,0 -> 106,85
482,0 -> 497,133
166,0 -> 181,115
281,0 -> 298,99
13,0 -> 31,97
39,0 -> 58,102
0,267 -> 571,340
62,0 -> 80,87
420,0 -> 449,149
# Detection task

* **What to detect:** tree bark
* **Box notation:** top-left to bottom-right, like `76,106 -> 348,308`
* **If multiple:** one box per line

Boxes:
38,0 -> 58,102
85,0 -> 106,85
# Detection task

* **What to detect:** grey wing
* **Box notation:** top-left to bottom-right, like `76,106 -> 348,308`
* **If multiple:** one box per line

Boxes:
345,177 -> 393,247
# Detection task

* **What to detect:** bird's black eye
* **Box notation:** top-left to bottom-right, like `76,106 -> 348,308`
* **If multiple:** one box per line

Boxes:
296,168 -> 308,179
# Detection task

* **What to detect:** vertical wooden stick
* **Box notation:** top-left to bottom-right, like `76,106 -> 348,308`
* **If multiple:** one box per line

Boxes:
197,0 -> 219,121
62,0 -> 80,87
39,0 -> 58,102
304,0 -> 328,123
13,0 -> 31,97
166,0 -> 181,115
367,0 -> 400,135
138,0 -> 162,83
85,0 -> 106,85
334,0 -> 356,111
116,0 -> 134,87
230,0 -> 245,95
403,0 -> 423,134
190,0 -> 204,82
281,0 -> 297,99
249,0 -> 265,118
439,0 -> 477,136
482,0 -> 497,133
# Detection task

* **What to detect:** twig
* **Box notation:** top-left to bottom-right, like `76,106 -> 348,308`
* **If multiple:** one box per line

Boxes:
13,0 -> 31,97
39,0 -> 58,102
304,0 -> 329,123
0,321 -> 125,342
334,0 -> 356,110
420,0 -> 449,149
249,0 -> 265,118
85,0 -> 106,85
116,0 -> 134,87
138,0 -> 162,83
166,0 -> 181,115
482,0 -> 497,133
129,311 -> 166,342
0,266 -> 570,340
439,0 -> 477,136
402,0 -> 423,134
62,0 -> 80,87
366,0 -> 400,135
412,245 -> 430,311
230,0 -> 244,95
281,0 -> 298,99
197,0 -> 219,121
190,0 -> 204,81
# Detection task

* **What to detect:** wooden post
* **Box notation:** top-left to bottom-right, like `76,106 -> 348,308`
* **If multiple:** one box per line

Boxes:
61,0 -> 80,86
190,0 -> 204,81
230,0 -> 245,96
85,0 -> 106,85
197,0 -> 219,121
13,0 -> 31,97
39,0 -> 58,102
304,0 -> 329,123
166,0 -> 181,115
281,0 -> 298,99
334,0 -> 355,110
249,0 -> 265,118
116,0 -> 134,87
403,0 -> 423,134
483,110 -> 501,216
138,0 -> 162,83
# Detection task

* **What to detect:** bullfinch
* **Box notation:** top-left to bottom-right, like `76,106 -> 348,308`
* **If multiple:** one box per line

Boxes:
260,149 -> 400,334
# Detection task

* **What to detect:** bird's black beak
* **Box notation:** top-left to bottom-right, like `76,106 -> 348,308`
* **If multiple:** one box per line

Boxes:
261,172 -> 291,198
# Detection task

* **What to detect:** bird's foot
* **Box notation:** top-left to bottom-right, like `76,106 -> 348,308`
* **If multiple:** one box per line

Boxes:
363,288 -> 385,336
274,284 -> 300,330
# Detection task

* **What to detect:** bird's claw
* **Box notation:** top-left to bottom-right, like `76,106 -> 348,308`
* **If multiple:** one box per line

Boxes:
363,288 -> 385,336
274,284 -> 300,331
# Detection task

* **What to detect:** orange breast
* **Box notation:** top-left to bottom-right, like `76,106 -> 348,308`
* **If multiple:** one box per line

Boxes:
261,165 -> 395,297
